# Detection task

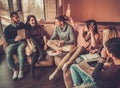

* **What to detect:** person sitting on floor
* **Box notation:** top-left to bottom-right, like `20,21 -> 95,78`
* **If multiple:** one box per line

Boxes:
70,37 -> 120,88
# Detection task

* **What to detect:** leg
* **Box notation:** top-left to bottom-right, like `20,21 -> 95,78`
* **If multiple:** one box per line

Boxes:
70,64 -> 83,86
63,68 -> 73,88
31,51 -> 39,78
49,54 -> 66,80
70,64 -> 95,88
32,38 -> 45,61
49,47 -> 77,80
6,43 -> 18,80
17,42 -> 26,70
17,42 -> 26,79
6,44 -> 17,70
35,55 -> 54,66
55,47 -> 77,71
68,46 -> 86,64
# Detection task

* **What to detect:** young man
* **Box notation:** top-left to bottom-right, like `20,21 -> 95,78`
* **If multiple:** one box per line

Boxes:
4,12 -> 26,80
70,37 -> 120,88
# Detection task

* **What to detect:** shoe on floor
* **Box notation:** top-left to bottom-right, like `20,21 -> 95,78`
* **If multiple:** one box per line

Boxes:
18,71 -> 24,79
49,72 -> 57,80
12,71 -> 18,80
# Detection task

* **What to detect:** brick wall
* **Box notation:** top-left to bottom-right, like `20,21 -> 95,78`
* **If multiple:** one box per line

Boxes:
44,0 -> 57,22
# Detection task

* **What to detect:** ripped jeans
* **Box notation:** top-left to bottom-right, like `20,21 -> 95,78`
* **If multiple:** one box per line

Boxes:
70,64 -> 98,88
6,41 -> 26,70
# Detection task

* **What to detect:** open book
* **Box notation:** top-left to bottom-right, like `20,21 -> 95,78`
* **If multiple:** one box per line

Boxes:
76,60 -> 93,77
75,54 -> 101,77
17,29 -> 26,40
80,53 -> 101,62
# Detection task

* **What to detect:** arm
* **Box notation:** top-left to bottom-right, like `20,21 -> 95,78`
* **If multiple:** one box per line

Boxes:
4,28 -> 15,44
64,26 -> 75,45
50,27 -> 58,40
92,59 -> 105,79
43,36 -> 48,50
101,48 -> 108,59
89,26 -> 99,48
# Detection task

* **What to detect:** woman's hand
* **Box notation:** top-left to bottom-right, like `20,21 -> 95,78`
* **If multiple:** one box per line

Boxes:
44,45 -> 47,50
89,49 -> 98,54
89,22 -> 95,33
58,40 -> 64,46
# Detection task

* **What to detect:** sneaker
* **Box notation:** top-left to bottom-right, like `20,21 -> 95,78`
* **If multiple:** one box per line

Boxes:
18,71 -> 24,79
12,71 -> 18,80
49,71 -> 57,80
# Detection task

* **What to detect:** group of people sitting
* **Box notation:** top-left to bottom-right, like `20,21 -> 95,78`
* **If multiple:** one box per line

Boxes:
4,11 -> 120,88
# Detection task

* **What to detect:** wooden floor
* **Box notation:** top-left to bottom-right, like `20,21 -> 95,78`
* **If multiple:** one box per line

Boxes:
0,52 -> 66,88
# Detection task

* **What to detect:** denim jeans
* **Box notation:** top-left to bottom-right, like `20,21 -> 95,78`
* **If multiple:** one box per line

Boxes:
70,64 -> 98,88
6,41 -> 26,70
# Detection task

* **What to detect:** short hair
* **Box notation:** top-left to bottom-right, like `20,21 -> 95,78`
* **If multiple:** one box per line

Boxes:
55,15 -> 66,23
10,12 -> 18,18
105,37 -> 120,59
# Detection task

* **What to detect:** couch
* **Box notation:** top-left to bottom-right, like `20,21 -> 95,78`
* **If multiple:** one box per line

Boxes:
2,22 -> 120,78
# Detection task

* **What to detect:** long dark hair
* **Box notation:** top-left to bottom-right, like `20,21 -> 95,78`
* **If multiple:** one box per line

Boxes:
86,19 -> 98,34
26,15 -> 39,30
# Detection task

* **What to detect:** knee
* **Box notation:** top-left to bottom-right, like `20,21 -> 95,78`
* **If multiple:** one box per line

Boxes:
18,43 -> 26,52
6,46 -> 14,57
70,64 -> 77,71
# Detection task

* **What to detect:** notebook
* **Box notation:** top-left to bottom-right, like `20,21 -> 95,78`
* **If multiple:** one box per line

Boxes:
17,29 -> 26,40
77,60 -> 93,76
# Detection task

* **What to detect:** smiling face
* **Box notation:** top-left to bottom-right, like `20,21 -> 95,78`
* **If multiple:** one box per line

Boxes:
28,17 -> 36,27
11,14 -> 20,24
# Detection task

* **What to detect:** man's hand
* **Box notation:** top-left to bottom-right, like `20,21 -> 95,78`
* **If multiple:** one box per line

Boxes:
98,58 -> 106,63
14,35 -> 21,42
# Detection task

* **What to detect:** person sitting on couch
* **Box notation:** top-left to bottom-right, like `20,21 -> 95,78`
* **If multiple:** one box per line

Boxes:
47,15 -> 75,56
4,12 -> 26,80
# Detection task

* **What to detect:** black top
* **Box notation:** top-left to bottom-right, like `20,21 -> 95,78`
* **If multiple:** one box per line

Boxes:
92,63 -> 120,88
25,23 -> 45,38
4,22 -> 26,44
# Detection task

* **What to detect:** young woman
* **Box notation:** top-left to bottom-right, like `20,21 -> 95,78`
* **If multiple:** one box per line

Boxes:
25,15 -> 48,78
26,15 -> 47,59
70,26 -> 118,88
47,15 -> 75,55
49,19 -> 99,82
101,26 -> 117,60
